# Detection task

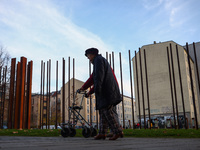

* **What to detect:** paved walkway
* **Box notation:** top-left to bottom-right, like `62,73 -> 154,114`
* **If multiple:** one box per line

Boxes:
0,136 -> 200,150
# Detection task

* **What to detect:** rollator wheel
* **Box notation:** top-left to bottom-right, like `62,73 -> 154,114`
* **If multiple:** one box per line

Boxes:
82,127 -> 91,138
69,127 -> 76,137
91,128 -> 97,137
61,127 -> 70,137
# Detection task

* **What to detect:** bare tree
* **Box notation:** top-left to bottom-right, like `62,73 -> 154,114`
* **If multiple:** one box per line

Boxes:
0,45 -> 11,69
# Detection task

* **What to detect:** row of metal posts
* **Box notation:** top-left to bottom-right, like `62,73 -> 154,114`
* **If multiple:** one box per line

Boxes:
134,42 -> 199,130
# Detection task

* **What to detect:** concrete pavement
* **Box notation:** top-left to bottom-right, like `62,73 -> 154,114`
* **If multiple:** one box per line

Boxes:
0,136 -> 200,150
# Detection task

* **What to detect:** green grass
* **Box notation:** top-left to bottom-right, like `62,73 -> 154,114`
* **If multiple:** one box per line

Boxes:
0,129 -> 200,138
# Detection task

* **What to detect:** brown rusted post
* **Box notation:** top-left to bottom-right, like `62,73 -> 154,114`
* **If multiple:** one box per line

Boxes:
176,45 -> 187,129
46,61 -> 49,129
1,67 -> 6,128
112,52 -> 115,72
68,57 -> 70,123
0,67 -> 2,128
144,49 -> 151,129
19,57 -> 27,129
186,42 -> 198,129
56,61 -> 58,129
169,44 -> 179,129
14,62 -> 21,129
48,59 -> 51,129
106,52 -> 108,61
8,58 -> 16,129
89,60 -> 92,125
139,48 -> 146,129
40,61 -> 43,129
119,52 -> 125,128
42,62 -> 45,129
26,61 -> 33,129
166,46 -> 176,128
135,50 -> 141,129
128,50 -> 135,129
73,58 -> 75,127
62,58 -> 65,123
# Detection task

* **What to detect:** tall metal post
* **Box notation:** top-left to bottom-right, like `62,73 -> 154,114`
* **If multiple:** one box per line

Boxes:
128,50 -> 135,129
73,58 -> 75,127
144,49 -> 151,129
169,44 -> 179,129
193,42 -> 200,94
139,49 -> 146,129
8,58 -> 16,129
62,58 -> 65,123
186,43 -> 198,129
1,68 -> 5,128
42,62 -> 45,129
68,57 -> 70,123
48,59 -> 51,129
112,52 -> 115,72
166,47 -> 176,128
56,61 -> 58,129
176,45 -> 187,129
46,61 -> 49,129
106,52 -> 108,61
89,61 -> 92,125
135,51 -> 141,129
119,52 -> 125,128
109,54 -> 112,66
40,61 -> 43,129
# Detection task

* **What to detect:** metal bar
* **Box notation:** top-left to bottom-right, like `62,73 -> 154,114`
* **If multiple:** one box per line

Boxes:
135,50 -> 141,129
19,57 -> 27,129
73,58 -> 75,127
68,57 -> 70,123
14,62 -> 21,129
0,67 -> 2,128
40,61 -> 43,129
27,61 -> 33,129
48,59 -> 51,129
106,52 -> 108,61
166,46 -> 176,128
144,49 -> 151,129
8,58 -> 16,129
56,61 -> 58,129
46,61 -> 48,129
176,45 -> 187,129
112,52 -> 115,72
119,52 -> 125,128
128,50 -> 135,129
170,43 -> 179,129
109,54 -> 111,66
186,42 -> 198,129
62,58 -> 65,123
139,48 -> 146,129
89,60 -> 92,125
1,68 -> 5,128
42,62 -> 45,129
193,42 -> 200,94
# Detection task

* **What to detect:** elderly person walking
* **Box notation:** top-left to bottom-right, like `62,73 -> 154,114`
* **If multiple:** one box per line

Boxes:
78,48 -> 123,140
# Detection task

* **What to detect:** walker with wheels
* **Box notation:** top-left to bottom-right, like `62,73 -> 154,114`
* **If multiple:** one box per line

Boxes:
60,90 -> 97,138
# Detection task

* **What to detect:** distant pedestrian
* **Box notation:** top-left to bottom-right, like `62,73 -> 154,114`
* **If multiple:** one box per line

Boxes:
78,48 -> 123,140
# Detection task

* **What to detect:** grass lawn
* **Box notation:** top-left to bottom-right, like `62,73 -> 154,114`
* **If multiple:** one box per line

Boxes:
0,128 -> 200,138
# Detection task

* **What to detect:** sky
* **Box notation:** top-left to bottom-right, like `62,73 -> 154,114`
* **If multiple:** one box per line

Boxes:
0,0 -> 200,97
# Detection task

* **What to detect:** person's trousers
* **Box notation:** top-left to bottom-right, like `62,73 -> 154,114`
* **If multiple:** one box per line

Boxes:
98,105 -> 122,134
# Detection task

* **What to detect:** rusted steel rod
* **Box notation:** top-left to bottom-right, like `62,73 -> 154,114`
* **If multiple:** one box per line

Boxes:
135,50 -> 141,129
0,67 -> 2,128
56,61 -> 58,129
139,48 -> 146,129
119,52 -> 125,128
40,60 -> 43,129
1,68 -> 5,128
48,59 -> 51,129
112,52 -> 115,72
73,58 -> 75,127
68,57 -> 70,123
128,50 -> 135,129
8,58 -> 16,129
42,62 -> 45,129
176,45 -> 187,129
144,49 -> 151,129
186,42 -> 198,129
89,60 -> 92,125
166,46 -> 176,128
46,61 -> 49,129
169,44 -> 179,129
62,58 -> 65,123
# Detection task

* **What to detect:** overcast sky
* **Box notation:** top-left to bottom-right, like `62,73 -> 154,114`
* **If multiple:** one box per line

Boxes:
0,0 -> 200,96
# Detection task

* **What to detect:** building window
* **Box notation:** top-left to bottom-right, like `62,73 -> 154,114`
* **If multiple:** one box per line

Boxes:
87,115 -> 89,122
94,116 -> 96,121
94,107 -> 95,112
87,106 -> 89,113
87,99 -> 89,104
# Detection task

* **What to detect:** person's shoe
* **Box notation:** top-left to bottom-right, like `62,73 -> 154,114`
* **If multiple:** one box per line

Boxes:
94,134 -> 106,140
109,132 -> 124,140
106,132 -> 113,137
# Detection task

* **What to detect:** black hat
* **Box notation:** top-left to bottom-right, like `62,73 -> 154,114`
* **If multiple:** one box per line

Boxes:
85,48 -> 99,56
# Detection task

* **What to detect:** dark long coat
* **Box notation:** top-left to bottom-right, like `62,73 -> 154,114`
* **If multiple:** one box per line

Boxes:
93,55 -> 122,110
